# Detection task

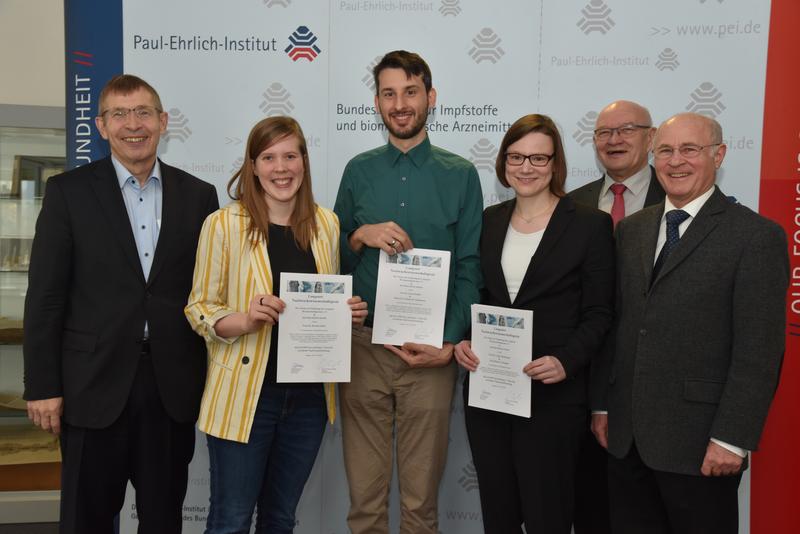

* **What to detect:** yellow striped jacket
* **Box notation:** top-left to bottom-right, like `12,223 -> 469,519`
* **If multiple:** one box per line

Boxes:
185,201 -> 340,443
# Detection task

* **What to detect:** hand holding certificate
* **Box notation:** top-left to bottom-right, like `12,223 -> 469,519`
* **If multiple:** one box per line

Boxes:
467,304 -> 533,418
371,248 -> 450,348
277,273 -> 352,383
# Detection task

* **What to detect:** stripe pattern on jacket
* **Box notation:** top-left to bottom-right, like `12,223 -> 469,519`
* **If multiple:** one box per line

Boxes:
185,201 -> 340,443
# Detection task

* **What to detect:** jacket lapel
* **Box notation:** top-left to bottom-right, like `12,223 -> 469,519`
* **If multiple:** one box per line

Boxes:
309,206 -> 335,275
89,158 -> 145,283
483,200 -> 514,307
643,166 -> 666,207
147,160 -> 178,286
513,196 -> 574,304
250,228 -> 274,297
651,188 -> 725,287
638,203 -> 664,288
589,177 -> 603,205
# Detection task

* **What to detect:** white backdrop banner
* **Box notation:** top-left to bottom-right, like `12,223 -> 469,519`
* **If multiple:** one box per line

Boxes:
105,1 -> 772,532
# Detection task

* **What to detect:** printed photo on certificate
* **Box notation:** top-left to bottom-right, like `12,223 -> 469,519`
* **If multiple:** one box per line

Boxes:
276,273 -> 352,383
468,304 -> 533,418
371,248 -> 450,348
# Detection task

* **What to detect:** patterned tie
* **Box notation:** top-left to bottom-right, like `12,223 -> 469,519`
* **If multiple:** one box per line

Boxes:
609,183 -> 627,228
651,209 -> 690,284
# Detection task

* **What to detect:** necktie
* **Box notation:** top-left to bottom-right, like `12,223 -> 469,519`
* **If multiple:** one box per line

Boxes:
651,209 -> 690,284
609,183 -> 627,228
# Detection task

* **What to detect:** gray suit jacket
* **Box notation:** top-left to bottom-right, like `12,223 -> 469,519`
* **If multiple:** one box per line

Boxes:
597,187 -> 788,475
569,165 -> 665,211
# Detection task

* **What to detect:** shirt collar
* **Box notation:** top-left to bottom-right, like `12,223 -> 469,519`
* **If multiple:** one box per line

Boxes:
663,185 -> 716,221
112,155 -> 162,189
384,136 -> 432,168
600,164 -> 651,198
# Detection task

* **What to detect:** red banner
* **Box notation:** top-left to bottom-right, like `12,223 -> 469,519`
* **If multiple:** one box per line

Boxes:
753,0 -> 800,532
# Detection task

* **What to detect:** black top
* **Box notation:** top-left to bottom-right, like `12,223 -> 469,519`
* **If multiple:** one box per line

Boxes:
264,223 -> 318,388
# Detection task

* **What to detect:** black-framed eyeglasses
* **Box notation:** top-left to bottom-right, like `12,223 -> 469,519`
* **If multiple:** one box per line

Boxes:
593,124 -> 651,142
99,106 -> 162,121
505,152 -> 554,167
653,143 -> 722,160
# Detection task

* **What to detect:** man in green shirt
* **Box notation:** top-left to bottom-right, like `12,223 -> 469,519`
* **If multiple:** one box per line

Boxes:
334,50 -> 483,534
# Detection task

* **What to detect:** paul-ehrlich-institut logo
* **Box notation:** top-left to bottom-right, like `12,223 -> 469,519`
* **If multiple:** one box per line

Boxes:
656,48 -> 679,71
457,462 -> 479,492
577,0 -> 615,35
686,82 -> 725,117
165,108 -> 192,142
469,28 -> 505,64
439,0 -> 461,17
362,56 -> 383,92
573,111 -> 598,146
285,26 -> 321,62
260,83 -> 295,116
469,139 -> 498,174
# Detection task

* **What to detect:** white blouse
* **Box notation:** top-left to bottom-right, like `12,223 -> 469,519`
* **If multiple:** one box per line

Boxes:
501,224 -> 544,302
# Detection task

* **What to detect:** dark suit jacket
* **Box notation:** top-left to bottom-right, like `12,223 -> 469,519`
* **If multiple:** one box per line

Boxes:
477,196 -> 615,406
569,165 -> 665,211
598,187 -> 788,475
23,157 -> 219,428
572,166 -> 665,409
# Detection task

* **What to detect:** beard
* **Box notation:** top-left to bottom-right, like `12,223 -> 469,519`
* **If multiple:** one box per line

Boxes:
381,107 -> 429,140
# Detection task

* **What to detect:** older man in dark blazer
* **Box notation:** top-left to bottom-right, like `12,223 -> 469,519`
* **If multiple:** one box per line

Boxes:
592,112 -> 788,534
23,75 -> 218,533
570,99 -> 665,534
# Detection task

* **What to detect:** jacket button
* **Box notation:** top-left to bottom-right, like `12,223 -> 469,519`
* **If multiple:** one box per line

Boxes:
242,356 -> 250,365
199,315 -> 205,320
639,329 -> 647,336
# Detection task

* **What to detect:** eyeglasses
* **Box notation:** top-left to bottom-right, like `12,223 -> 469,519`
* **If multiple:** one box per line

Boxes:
505,153 -> 554,167
653,143 -> 721,160
99,106 -> 162,121
593,124 -> 651,142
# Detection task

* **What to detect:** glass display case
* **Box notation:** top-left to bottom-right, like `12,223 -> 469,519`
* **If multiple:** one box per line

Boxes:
0,124 -> 64,520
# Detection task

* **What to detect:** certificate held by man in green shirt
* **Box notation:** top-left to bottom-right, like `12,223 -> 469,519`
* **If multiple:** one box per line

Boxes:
371,247 -> 452,348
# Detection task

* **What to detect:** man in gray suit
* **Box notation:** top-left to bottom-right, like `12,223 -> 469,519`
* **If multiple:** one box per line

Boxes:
571,100 -> 665,534
571,100 -> 665,228
592,112 -> 788,534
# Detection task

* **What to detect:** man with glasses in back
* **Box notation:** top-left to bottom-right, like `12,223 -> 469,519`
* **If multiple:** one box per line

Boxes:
570,99 -> 665,534
590,112 -> 788,534
23,74 -> 218,533
571,100 -> 665,228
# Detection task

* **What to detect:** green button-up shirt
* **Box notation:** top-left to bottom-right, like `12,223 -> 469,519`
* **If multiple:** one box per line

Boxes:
334,137 -> 483,344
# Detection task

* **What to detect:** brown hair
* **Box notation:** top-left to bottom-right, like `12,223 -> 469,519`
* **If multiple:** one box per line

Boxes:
227,116 -> 317,250
495,114 -> 567,197
373,50 -> 432,94
98,74 -> 163,115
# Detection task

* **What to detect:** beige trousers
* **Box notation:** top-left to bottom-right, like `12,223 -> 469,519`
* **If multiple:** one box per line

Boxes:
339,325 -> 457,534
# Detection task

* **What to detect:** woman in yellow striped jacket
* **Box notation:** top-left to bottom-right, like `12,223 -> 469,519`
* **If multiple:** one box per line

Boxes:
185,116 -> 366,534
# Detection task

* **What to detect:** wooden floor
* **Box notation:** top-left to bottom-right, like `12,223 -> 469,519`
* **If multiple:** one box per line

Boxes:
0,524 -> 57,534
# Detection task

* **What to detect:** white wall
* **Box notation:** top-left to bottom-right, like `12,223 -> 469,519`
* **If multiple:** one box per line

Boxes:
0,0 -> 64,107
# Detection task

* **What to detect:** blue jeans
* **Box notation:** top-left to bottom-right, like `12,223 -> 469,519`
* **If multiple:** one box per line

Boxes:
205,385 -> 327,534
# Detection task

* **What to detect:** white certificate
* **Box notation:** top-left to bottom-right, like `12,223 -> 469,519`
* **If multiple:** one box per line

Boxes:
371,248 -> 451,348
468,304 -> 533,418
277,273 -> 352,383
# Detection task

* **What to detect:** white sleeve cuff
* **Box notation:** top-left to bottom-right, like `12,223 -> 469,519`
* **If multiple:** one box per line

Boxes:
710,438 -> 748,458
